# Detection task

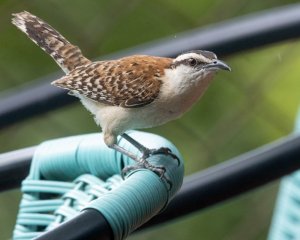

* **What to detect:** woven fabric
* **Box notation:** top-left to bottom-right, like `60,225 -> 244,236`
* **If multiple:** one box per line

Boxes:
13,131 -> 184,240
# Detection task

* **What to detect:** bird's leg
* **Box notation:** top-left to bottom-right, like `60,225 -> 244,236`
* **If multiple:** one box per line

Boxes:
109,133 -> 180,188
120,133 -> 152,158
110,143 -> 140,162
111,142 -> 167,178
121,133 -> 180,165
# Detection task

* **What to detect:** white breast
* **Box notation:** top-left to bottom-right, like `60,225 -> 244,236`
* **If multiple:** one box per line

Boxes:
155,66 -> 215,118
73,66 -> 215,138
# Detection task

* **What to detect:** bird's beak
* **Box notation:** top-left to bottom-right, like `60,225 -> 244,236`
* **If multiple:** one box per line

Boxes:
204,60 -> 231,71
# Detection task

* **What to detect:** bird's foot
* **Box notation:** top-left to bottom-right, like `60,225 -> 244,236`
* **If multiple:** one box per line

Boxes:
143,147 -> 180,166
121,133 -> 180,166
122,159 -> 172,189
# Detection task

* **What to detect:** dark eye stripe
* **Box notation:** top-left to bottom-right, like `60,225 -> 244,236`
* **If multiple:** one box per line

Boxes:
170,59 -> 187,68
171,58 -> 204,68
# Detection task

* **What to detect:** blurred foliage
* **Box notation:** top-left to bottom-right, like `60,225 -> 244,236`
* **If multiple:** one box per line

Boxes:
0,0 -> 300,239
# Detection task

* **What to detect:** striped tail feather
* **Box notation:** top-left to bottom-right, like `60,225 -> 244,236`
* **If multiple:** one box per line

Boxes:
12,11 -> 91,73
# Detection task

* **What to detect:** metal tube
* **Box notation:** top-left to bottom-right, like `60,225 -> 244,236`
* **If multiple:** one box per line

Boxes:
2,4 -> 300,238
0,146 -> 35,191
35,209 -> 113,240
1,134 -> 300,230
1,4 -> 300,129
142,134 -> 300,229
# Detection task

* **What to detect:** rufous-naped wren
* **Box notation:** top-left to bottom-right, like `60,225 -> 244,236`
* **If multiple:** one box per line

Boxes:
12,11 -> 230,181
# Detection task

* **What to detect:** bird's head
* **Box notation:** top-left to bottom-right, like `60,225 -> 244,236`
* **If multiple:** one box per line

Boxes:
171,50 -> 230,81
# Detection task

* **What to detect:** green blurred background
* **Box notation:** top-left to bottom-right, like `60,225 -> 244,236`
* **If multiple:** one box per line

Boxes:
1,0 -> 300,239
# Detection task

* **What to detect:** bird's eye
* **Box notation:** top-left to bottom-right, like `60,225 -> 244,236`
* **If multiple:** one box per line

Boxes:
188,58 -> 197,66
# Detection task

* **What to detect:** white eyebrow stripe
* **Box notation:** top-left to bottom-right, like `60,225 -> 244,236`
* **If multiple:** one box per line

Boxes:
175,53 -> 211,63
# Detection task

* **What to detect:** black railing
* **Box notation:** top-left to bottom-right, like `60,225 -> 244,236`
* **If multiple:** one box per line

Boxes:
1,3 -> 300,240
1,4 -> 300,129
2,133 -> 300,240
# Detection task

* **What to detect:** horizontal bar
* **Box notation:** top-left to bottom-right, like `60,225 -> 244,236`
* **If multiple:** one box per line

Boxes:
142,134 -> 300,229
120,3 -> 300,57
1,134 -> 300,233
1,3 -> 300,129
35,209 -> 113,240
0,146 -> 35,191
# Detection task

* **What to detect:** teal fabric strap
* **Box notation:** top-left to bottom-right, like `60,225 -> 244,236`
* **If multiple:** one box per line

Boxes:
13,131 -> 184,240
268,109 -> 300,240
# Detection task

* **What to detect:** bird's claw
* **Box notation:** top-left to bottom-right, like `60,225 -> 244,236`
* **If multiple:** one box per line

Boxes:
147,147 -> 180,166
121,160 -> 172,190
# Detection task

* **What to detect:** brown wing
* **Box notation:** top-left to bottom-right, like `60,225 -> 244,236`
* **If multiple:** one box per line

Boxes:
52,55 -> 173,108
